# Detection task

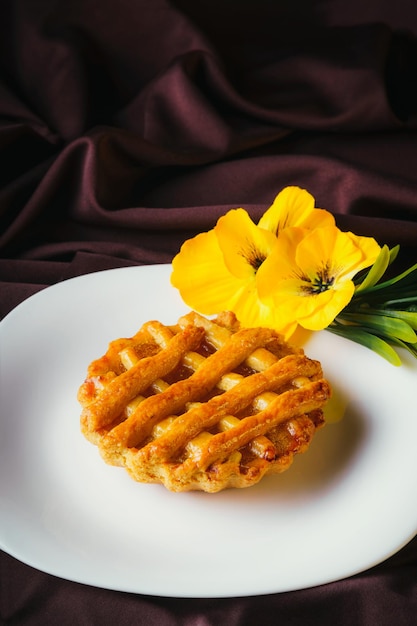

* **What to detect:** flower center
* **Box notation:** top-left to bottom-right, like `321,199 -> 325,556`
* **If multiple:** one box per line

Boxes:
302,265 -> 335,295
241,243 -> 267,272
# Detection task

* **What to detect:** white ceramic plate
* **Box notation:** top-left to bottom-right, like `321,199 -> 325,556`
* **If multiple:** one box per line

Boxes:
1,264 -> 416,598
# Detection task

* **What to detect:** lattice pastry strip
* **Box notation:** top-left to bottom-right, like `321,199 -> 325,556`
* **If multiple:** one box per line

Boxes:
79,311 -> 331,492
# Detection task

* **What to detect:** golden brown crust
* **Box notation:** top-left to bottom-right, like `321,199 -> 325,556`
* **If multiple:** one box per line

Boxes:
78,311 -> 331,492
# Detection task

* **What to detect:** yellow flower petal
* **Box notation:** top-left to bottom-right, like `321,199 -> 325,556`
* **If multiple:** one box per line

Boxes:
215,209 -> 276,279
258,186 -> 335,235
296,282 -> 355,330
257,227 -> 305,293
345,232 -> 382,271
227,280 -> 296,333
171,230 -> 243,314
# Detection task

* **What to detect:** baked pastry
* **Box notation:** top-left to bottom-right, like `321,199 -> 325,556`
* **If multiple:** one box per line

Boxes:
78,311 -> 331,492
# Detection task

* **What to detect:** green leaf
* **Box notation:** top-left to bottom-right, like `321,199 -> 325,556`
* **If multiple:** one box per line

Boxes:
326,244 -> 417,365
355,245 -> 390,293
388,244 -> 400,265
360,262 -> 417,295
371,308 -> 417,330
337,311 -> 417,343
383,296 -> 417,308
385,336 -> 417,359
327,324 -> 402,366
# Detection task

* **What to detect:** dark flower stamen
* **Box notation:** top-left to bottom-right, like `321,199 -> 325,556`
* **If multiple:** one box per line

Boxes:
302,265 -> 335,295
241,243 -> 267,271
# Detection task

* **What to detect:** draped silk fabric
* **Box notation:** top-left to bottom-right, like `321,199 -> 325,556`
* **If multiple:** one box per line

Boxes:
1,1 -> 416,624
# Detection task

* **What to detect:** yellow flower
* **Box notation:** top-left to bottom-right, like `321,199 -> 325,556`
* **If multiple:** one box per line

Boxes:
258,186 -> 335,234
259,226 -> 382,331
171,209 -> 290,329
171,187 -> 330,332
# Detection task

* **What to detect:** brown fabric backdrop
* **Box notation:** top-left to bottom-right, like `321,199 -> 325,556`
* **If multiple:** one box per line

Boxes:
1,1 -> 416,624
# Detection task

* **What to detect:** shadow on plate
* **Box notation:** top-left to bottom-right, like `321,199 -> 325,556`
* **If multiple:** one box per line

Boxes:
188,401 -> 369,506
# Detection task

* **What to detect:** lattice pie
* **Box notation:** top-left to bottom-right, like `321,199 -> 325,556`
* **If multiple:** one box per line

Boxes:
78,311 -> 331,492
